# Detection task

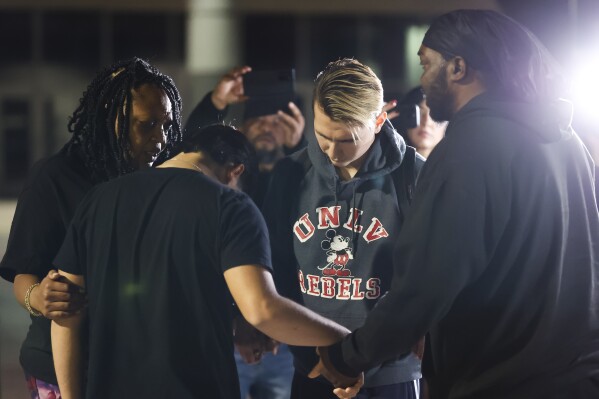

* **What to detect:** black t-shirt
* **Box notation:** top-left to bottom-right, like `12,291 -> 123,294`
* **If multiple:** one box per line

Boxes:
0,145 -> 93,384
55,167 -> 272,399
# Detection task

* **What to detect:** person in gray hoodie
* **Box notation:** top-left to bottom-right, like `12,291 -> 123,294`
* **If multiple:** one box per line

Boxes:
262,58 -> 424,398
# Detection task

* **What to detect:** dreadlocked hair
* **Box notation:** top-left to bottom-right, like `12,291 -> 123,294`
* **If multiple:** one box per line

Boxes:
66,57 -> 183,183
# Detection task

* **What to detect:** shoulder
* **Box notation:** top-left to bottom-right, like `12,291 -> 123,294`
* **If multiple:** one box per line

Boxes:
24,147 -> 88,192
220,186 -> 265,225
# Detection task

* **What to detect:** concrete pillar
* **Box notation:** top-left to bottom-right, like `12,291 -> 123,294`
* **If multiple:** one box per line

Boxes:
185,0 -> 240,114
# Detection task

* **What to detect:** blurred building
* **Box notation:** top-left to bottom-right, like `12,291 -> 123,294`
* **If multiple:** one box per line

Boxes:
0,0 -> 504,195
1,0 -> 597,196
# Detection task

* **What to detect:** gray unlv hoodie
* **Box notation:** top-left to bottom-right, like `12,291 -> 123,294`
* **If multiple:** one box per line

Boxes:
262,120 -> 425,387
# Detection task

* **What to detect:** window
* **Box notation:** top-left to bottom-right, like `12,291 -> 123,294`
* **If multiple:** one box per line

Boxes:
0,11 -> 32,65
243,14 -> 295,69
113,12 -> 185,62
43,11 -> 100,66
2,99 -> 30,180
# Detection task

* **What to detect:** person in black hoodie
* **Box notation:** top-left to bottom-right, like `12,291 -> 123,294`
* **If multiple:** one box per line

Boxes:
314,10 -> 599,399
262,58 -> 424,398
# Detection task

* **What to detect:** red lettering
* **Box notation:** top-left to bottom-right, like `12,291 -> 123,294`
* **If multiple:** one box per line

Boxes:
321,277 -> 335,298
298,270 -> 306,293
366,278 -> 381,299
293,213 -> 315,242
307,275 -> 320,296
343,208 -> 364,233
337,278 -> 351,300
351,278 -> 365,300
317,206 -> 341,229
363,218 -> 389,243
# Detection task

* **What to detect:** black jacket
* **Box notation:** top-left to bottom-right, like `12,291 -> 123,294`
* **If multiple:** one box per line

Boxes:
327,93 -> 599,398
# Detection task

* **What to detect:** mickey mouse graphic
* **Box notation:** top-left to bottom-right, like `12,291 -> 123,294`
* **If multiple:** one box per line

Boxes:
318,229 -> 354,277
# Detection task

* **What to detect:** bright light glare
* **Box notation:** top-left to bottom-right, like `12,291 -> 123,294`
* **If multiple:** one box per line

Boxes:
570,52 -> 599,123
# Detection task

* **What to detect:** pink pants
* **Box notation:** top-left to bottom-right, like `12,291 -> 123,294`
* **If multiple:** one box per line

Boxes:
25,373 -> 61,399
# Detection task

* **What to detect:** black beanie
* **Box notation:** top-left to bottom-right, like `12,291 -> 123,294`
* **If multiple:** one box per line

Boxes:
422,9 -> 565,102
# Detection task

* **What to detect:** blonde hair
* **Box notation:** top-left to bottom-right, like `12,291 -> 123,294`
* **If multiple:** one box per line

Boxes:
313,58 -> 384,132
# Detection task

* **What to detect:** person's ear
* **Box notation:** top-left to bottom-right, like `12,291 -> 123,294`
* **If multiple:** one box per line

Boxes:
448,56 -> 467,82
225,164 -> 245,189
374,111 -> 387,134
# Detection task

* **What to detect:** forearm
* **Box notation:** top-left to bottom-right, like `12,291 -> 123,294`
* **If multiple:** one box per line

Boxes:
250,294 -> 350,347
226,265 -> 349,348
51,313 -> 85,399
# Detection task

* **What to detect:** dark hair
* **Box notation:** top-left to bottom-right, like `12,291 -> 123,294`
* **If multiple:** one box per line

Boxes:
178,124 -> 257,191
423,9 -> 565,102
66,57 -> 183,183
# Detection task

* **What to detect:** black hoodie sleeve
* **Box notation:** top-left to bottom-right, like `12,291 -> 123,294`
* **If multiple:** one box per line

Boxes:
261,153 -> 322,373
184,92 -> 228,132
326,140 -> 510,375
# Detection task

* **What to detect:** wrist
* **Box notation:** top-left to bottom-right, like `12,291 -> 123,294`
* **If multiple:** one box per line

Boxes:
210,91 -> 228,111
319,343 -> 360,379
25,283 -> 42,317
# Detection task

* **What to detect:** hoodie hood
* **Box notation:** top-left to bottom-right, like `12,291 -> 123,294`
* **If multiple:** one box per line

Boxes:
450,92 -> 574,143
306,119 -> 407,186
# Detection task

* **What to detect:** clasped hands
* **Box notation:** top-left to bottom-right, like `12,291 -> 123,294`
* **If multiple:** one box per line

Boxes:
308,346 -> 364,399
234,314 -> 363,398
233,315 -> 280,364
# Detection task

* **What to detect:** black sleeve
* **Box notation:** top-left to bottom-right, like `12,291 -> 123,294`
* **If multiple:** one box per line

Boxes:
327,152 -> 509,375
0,166 -> 64,282
219,190 -> 272,272
184,92 -> 228,133
53,211 -> 84,276
53,186 -> 99,276
261,154 -> 320,373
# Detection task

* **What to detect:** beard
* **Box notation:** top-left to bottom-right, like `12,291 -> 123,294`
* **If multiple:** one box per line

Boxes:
251,132 -> 285,166
425,68 -> 453,122
255,147 -> 282,165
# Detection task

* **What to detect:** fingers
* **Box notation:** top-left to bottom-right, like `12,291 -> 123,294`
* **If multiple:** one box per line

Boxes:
235,344 -> 263,364
271,341 -> 280,355
388,110 -> 400,120
48,269 -> 61,280
307,360 -> 324,379
382,100 -> 400,120
227,65 -> 252,79
276,110 -> 297,130
38,272 -> 87,318
276,102 -> 305,148
332,373 -> 364,399
333,386 -> 360,399
382,99 -> 397,113
263,339 -> 279,354
287,102 -> 303,120
212,66 -> 252,109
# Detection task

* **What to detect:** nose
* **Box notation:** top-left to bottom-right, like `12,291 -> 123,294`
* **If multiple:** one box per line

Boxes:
420,109 -> 430,127
153,126 -> 167,148
326,142 -> 341,161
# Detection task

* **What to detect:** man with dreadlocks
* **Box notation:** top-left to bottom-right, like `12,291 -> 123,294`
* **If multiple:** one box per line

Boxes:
311,9 -> 599,399
0,57 -> 183,398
